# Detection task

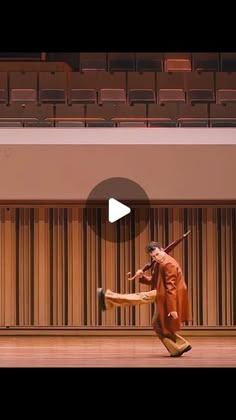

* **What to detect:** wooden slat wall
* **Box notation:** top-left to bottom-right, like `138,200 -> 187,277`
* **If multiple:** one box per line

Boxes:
0,206 -> 235,328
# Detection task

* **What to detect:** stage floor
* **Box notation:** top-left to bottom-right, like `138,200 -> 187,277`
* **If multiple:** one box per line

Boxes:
0,336 -> 236,367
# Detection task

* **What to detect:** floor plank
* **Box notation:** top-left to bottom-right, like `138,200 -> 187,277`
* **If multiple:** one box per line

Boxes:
0,336 -> 236,367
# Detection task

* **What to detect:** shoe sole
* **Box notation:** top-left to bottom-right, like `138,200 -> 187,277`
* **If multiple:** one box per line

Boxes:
170,344 -> 192,357
97,288 -> 106,312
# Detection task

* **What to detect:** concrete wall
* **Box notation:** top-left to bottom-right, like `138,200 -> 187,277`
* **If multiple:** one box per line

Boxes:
0,128 -> 235,201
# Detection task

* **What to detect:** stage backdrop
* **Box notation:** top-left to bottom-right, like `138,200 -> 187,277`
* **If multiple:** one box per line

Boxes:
0,128 -> 235,330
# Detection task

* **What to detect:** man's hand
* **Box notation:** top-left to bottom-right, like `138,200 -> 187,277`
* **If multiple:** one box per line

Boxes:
168,311 -> 178,319
127,269 -> 144,281
135,269 -> 144,279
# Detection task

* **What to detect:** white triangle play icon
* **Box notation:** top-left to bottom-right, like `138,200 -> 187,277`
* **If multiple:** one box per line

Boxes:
108,198 -> 131,223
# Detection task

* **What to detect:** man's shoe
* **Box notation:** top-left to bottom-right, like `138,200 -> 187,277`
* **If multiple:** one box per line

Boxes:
170,344 -> 192,357
97,288 -> 107,312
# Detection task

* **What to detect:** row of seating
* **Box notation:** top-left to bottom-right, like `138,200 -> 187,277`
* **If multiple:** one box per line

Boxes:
1,71 -> 236,105
0,103 -> 236,127
45,52 -> 236,73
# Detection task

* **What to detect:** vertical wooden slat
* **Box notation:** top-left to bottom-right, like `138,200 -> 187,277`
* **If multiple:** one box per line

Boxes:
83,208 -> 88,326
226,209 -> 232,325
53,208 -> 65,326
86,209 -> 99,326
102,207 -> 117,326
0,208 -> 5,326
217,208 -> 222,325
202,208 -> 218,326
198,208 -> 203,325
34,208 -> 50,326
172,208 -> 184,269
64,208 -> 69,325
135,208 -> 152,327
4,209 -> 16,326
15,208 -> 20,325
116,219 -> 121,326
30,208 -> 35,325
0,209 -> 5,325
68,208 -> 84,326
221,208 -> 226,326
52,208 -> 58,325
230,209 -> 235,324
49,208 -> 54,325
233,209 -> 236,325
119,218 -> 125,326
191,209 -> 199,326
19,209 -> 31,325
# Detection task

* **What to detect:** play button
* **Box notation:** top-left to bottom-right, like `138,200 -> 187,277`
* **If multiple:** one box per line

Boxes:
108,198 -> 131,223
85,177 -> 150,243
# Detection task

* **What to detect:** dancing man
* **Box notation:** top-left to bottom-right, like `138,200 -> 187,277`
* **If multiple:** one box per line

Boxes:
98,232 -> 192,357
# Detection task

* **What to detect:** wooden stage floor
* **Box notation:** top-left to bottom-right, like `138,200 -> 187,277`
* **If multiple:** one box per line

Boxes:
0,335 -> 236,367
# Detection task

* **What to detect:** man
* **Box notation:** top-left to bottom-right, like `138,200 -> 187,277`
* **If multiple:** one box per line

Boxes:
97,241 -> 192,357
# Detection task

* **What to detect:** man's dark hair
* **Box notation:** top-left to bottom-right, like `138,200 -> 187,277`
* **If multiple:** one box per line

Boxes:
145,241 -> 162,253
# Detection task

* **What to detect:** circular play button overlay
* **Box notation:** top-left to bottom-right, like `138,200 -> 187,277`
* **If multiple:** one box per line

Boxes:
85,177 -> 150,243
